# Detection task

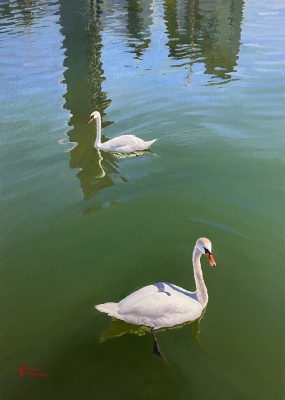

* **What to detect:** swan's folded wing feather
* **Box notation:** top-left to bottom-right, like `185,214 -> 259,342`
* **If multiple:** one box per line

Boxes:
117,283 -> 202,320
105,135 -> 142,147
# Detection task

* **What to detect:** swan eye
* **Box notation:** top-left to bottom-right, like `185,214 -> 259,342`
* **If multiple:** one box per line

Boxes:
203,247 -> 212,255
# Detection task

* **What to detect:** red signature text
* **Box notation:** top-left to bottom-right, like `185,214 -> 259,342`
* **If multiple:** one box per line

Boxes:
13,365 -> 49,378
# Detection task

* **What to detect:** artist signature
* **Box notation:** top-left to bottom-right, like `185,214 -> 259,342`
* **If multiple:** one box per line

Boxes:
13,365 -> 49,378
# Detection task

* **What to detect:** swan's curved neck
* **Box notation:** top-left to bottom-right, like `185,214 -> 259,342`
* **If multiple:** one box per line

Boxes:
192,246 -> 208,308
94,112 -> 102,149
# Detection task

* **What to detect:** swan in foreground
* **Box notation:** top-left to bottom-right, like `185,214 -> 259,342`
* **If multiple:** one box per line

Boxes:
95,237 -> 216,359
88,111 -> 157,153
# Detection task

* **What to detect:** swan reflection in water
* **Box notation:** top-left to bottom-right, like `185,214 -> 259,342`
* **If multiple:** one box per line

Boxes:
93,148 -> 157,179
81,144 -> 157,215
93,150 -> 105,178
99,309 -> 206,361
95,238 -> 216,361
111,149 -> 157,159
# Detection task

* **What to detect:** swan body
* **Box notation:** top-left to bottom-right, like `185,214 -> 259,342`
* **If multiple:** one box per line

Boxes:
95,238 -> 216,330
88,111 -> 157,153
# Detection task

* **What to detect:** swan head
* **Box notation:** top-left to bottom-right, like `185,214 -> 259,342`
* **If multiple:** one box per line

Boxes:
88,111 -> 101,124
195,237 -> 216,267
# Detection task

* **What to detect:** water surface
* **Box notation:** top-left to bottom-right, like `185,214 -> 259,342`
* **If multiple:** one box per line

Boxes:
0,0 -> 284,399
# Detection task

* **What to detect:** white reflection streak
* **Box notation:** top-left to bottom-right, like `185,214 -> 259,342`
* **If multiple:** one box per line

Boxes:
95,150 -> 106,178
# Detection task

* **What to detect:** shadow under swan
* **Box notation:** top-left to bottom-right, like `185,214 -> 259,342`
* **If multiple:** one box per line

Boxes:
99,307 -> 206,354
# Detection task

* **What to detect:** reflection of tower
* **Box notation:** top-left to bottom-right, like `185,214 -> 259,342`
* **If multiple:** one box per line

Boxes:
93,0 -> 152,60
164,0 -> 196,60
87,0 -> 112,114
198,0 -> 243,81
163,0 -> 243,83
124,0 -> 152,59
59,0 -> 123,203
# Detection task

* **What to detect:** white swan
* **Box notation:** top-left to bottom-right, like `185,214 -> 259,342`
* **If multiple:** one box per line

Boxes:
88,111 -> 157,153
95,238 -> 216,331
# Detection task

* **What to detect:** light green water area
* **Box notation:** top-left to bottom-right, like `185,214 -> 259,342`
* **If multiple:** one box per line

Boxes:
0,0 -> 284,398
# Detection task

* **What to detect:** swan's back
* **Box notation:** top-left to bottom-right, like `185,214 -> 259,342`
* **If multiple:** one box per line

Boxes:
99,135 -> 156,152
95,282 -> 203,329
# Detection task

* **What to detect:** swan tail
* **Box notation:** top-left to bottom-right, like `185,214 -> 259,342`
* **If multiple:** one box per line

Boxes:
95,302 -> 119,318
145,139 -> 157,149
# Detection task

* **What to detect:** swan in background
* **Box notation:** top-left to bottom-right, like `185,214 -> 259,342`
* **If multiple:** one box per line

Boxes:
95,237 -> 216,359
88,111 -> 157,153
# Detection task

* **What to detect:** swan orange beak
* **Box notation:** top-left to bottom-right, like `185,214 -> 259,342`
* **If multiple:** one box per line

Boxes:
88,117 -> 94,124
206,252 -> 216,267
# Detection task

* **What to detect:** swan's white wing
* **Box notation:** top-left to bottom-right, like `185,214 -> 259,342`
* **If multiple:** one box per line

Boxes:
101,135 -> 143,149
100,135 -> 156,152
117,283 -> 202,328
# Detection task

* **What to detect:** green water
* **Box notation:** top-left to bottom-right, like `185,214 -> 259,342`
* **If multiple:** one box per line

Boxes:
0,0 -> 284,399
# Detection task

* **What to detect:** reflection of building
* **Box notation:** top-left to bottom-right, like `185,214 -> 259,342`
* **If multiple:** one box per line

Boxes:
58,0 -> 244,205
164,0 -> 244,82
99,0 -> 153,59
0,0 -> 31,23
198,0 -> 243,80
0,0 -> 47,32
59,0 -> 122,203
164,0 -> 195,60
124,0 -> 152,59
59,0 -> 155,211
